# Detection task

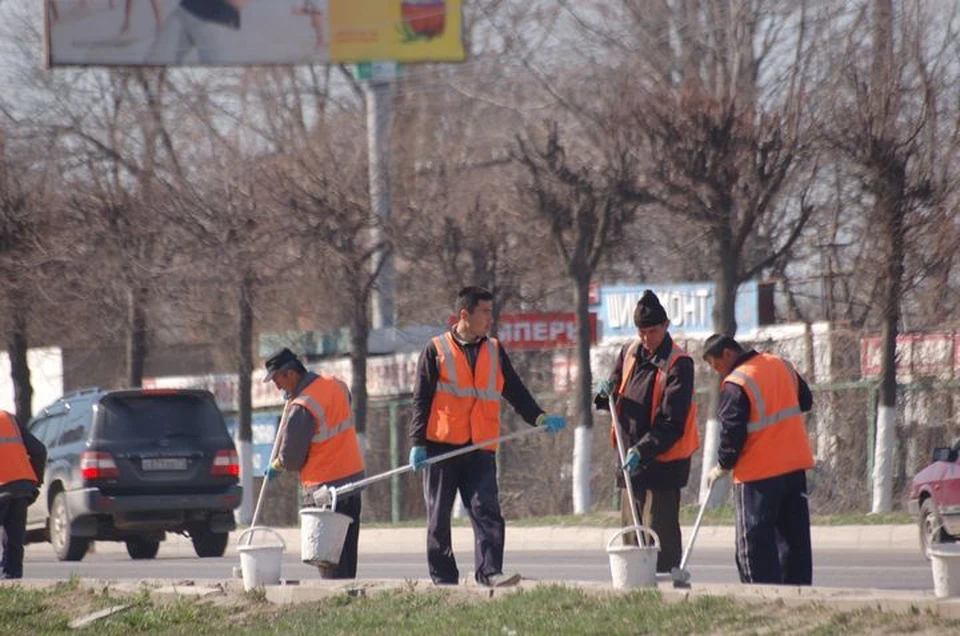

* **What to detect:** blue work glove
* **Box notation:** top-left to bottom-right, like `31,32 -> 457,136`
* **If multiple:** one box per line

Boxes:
594,379 -> 614,411
595,378 -> 614,398
409,446 -> 428,470
536,413 -> 566,434
264,464 -> 280,481
620,447 -> 641,473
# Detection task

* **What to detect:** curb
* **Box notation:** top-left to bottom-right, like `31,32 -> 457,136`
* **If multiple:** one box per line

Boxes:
25,524 -> 921,557
20,577 -> 957,619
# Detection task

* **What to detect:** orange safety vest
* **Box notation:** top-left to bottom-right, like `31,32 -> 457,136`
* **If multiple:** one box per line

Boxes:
290,375 -> 365,488
611,340 -> 700,462
0,411 -> 38,486
723,353 -> 815,483
426,332 -> 505,450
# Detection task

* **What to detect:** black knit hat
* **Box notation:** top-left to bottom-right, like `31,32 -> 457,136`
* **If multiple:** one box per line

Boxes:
633,290 -> 668,328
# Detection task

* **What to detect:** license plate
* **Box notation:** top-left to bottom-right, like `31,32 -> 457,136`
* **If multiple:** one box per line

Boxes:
142,458 -> 188,471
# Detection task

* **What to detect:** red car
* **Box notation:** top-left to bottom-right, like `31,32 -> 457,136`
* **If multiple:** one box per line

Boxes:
909,445 -> 960,557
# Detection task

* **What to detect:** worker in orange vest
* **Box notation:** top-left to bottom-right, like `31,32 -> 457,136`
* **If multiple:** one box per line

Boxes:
594,290 -> 699,573
263,348 -> 365,579
702,334 -> 815,585
408,286 -> 566,588
0,410 -> 46,579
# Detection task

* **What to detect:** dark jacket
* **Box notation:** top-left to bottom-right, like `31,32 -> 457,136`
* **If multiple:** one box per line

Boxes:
595,333 -> 694,491
0,415 -> 47,502
410,328 -> 545,451
716,350 -> 814,470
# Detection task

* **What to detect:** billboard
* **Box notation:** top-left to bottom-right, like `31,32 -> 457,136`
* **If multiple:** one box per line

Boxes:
598,280 -> 760,340
46,0 -> 465,67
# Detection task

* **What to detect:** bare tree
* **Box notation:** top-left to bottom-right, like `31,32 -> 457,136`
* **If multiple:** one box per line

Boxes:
513,121 -> 651,512
823,0 -> 960,511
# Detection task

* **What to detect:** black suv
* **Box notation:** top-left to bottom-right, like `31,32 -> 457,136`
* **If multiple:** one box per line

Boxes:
25,388 -> 242,561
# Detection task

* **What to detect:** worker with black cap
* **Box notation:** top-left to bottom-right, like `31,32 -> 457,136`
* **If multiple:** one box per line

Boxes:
262,347 -> 365,579
594,290 -> 700,573
701,334 -> 815,585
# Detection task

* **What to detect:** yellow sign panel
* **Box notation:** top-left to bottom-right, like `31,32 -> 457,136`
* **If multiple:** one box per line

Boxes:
330,0 -> 465,63
45,0 -> 465,68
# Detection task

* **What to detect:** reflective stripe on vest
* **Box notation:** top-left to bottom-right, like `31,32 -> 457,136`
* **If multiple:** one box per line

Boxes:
727,365 -> 804,434
435,335 -> 501,402
614,340 -> 699,462
293,393 -> 357,443
723,353 -> 814,483
292,376 -> 365,487
426,332 -> 505,448
0,411 -> 38,486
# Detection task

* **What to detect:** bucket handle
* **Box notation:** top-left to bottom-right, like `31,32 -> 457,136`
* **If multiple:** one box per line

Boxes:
607,525 -> 661,551
238,526 -> 287,550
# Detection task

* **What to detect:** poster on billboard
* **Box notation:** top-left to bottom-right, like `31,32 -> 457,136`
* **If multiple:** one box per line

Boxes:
45,0 -> 465,67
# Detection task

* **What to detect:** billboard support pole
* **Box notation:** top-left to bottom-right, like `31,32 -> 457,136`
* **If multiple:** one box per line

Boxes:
366,65 -> 396,330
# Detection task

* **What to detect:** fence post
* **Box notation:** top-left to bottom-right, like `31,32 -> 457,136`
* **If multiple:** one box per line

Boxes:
867,384 -> 877,485
389,403 -> 401,523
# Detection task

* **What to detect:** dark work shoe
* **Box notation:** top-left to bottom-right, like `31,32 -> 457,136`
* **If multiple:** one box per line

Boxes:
485,572 -> 521,588
432,579 -> 459,586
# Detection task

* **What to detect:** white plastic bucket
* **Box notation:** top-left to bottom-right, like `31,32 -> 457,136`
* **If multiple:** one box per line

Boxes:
929,543 -> 960,598
300,507 -> 353,567
237,527 -> 286,591
606,526 -> 661,590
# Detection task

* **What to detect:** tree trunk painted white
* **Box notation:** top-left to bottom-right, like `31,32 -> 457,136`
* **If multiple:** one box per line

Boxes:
572,425 -> 592,513
235,439 -> 253,525
872,405 -> 896,513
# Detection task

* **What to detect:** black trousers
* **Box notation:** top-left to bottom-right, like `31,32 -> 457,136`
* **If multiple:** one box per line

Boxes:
423,449 -> 504,585
315,493 -> 361,579
0,496 -> 29,579
620,488 -> 682,573
734,469 -> 812,585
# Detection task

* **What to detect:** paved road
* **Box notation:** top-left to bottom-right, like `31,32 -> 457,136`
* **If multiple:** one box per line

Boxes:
21,546 -> 933,591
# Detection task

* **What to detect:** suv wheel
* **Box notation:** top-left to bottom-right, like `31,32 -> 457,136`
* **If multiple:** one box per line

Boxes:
125,537 -> 161,560
50,492 -> 90,562
191,529 -> 228,558
920,497 -> 952,559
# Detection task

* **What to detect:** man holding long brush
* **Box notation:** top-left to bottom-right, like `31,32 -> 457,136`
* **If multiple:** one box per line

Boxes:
409,286 -> 566,588
263,348 -> 365,579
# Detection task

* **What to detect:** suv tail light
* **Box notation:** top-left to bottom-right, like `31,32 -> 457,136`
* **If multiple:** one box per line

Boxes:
80,451 -> 120,480
212,449 -> 240,477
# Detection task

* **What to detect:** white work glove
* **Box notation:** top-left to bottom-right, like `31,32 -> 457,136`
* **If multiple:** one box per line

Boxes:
705,465 -> 730,489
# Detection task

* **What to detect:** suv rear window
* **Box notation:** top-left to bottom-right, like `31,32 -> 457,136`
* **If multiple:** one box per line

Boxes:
98,394 -> 229,442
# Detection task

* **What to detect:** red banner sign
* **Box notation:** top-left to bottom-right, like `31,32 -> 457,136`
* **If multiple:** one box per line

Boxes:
497,312 -> 598,350
448,312 -> 598,351
860,333 -> 960,378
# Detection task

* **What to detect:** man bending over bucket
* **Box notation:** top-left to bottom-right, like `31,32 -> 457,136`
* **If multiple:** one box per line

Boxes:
263,348 -> 365,579
409,286 -> 567,588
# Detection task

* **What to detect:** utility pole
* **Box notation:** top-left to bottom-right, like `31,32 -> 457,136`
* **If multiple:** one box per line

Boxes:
365,63 -> 396,330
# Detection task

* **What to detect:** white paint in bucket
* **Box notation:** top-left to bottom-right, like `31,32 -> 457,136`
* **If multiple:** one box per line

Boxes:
237,527 -> 286,591
929,544 -> 960,598
606,526 -> 660,590
300,507 -> 353,567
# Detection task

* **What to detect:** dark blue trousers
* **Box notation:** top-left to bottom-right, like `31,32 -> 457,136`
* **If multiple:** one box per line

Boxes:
423,449 -> 505,585
734,469 -> 812,585
0,496 -> 29,579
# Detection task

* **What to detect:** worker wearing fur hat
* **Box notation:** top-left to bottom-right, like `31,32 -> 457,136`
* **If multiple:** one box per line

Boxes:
595,290 -> 700,573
